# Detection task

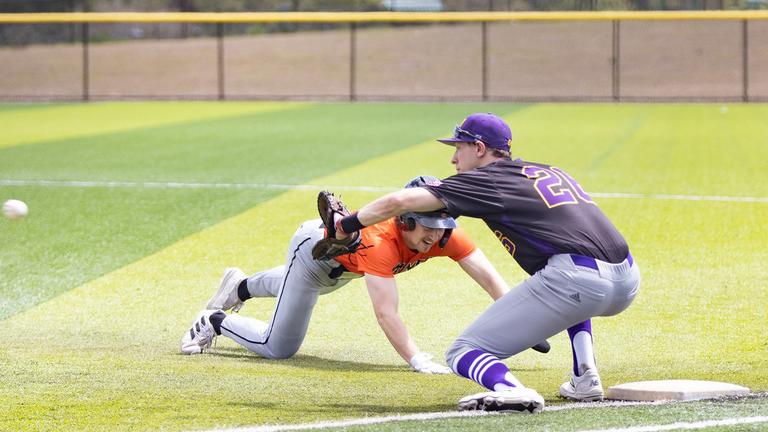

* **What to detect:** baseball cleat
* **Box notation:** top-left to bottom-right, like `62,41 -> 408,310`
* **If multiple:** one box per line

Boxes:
207,267 -> 246,312
559,368 -> 604,401
531,340 -> 551,354
180,309 -> 220,355
458,387 -> 544,413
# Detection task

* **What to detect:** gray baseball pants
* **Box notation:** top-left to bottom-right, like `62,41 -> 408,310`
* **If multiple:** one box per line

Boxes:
219,219 -> 351,359
446,253 -> 640,366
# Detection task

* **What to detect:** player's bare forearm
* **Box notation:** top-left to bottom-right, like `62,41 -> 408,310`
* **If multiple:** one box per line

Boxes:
376,311 -> 419,363
357,188 -> 445,227
458,249 -> 510,301
365,274 -> 419,363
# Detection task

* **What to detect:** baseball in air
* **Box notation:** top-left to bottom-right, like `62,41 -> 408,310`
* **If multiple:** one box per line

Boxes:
2,199 -> 29,219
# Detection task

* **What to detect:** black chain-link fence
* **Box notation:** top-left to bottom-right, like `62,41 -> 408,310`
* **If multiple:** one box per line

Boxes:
1,10 -> 767,102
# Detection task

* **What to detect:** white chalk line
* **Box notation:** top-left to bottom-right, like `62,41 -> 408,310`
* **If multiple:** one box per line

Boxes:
189,397 -> 765,432
2,179 -> 767,203
576,416 -> 768,432
202,411 -> 491,432
0,179 -> 395,193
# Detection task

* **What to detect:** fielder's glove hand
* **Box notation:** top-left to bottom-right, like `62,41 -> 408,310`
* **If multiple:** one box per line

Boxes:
409,352 -> 452,375
311,191 -> 362,261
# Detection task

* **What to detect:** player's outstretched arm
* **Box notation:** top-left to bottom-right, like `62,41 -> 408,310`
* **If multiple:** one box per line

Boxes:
359,188 -> 444,226
457,249 -> 510,301
364,274 -> 451,374
336,188 -> 444,239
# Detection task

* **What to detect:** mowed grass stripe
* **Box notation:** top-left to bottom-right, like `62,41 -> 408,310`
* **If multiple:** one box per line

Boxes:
5,123 -> 767,431
2,138 -> 541,432
511,104 -> 768,197
576,416 -> 768,432
195,394 -> 768,432
2,104 -> 766,432
0,102 -> 528,184
194,401 -> 681,432
195,399 -> 768,432
0,101 -> 304,149
3,178 -> 768,202
1,102 -> 523,319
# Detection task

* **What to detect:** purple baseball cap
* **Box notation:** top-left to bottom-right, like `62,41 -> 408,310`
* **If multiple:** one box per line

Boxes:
437,113 -> 512,153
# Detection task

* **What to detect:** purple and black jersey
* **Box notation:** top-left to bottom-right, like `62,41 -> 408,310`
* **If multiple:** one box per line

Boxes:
425,158 -> 628,275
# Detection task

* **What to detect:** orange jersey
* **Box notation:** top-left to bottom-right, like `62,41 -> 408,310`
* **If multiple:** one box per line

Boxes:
334,218 -> 476,278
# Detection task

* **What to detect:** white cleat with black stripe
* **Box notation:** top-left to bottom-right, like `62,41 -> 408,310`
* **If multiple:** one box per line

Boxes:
207,267 -> 246,313
180,309 -> 220,355
458,387 -> 544,413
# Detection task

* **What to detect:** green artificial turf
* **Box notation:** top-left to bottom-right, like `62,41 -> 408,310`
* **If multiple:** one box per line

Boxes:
0,101 -> 518,319
327,395 -> 768,432
0,102 -> 766,432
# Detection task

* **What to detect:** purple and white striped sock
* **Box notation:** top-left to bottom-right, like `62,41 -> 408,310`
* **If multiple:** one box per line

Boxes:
452,349 -> 522,391
568,319 -> 596,376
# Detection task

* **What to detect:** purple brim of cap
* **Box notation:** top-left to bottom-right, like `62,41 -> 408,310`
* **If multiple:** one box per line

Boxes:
437,137 -> 474,146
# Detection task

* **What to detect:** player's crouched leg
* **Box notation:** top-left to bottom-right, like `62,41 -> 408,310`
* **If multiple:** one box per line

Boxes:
445,343 -> 544,413
218,313 -> 304,360
445,341 -> 522,388
444,341 -> 466,374
260,343 -> 300,360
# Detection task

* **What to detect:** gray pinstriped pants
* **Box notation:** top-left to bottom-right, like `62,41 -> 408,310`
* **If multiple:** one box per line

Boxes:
219,219 -> 351,359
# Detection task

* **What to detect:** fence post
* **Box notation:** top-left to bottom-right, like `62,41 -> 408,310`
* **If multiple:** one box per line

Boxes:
482,21 -> 488,101
350,22 -> 357,102
217,22 -> 225,101
82,22 -> 89,102
742,19 -> 748,103
612,20 -> 620,102
69,0 -> 76,43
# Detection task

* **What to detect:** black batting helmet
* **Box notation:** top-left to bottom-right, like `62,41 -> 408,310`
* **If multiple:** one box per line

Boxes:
398,175 -> 456,248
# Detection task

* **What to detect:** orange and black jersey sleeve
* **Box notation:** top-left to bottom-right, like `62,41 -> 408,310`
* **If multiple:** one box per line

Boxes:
333,218 -> 476,278
425,158 -> 628,275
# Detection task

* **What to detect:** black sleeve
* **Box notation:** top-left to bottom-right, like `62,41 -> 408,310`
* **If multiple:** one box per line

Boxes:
425,170 -> 504,218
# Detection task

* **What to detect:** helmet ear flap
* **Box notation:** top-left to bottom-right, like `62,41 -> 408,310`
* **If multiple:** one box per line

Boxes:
438,229 -> 453,248
397,215 -> 416,231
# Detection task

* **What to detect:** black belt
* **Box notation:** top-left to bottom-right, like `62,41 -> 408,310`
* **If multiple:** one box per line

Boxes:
328,264 -> 348,279
570,252 -> 633,270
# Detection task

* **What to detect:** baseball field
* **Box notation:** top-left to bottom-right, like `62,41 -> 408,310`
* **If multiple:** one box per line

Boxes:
0,101 -> 766,431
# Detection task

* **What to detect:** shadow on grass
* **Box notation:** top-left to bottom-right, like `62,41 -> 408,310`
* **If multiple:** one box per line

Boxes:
201,347 -> 407,372
225,400 -> 452,414
181,346 -> 551,374
319,402 -> 452,413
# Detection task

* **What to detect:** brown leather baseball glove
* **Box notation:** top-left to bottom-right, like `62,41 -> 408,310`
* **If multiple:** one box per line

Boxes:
311,191 -> 361,260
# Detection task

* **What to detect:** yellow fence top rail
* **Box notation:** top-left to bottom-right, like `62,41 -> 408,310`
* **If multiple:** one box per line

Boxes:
1,10 -> 768,24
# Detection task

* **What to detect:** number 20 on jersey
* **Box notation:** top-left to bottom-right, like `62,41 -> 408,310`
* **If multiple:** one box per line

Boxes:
522,165 -> 595,208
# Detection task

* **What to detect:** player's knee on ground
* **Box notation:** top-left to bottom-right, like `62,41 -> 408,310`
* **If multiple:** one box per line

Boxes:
262,340 -> 301,360
238,338 -> 301,360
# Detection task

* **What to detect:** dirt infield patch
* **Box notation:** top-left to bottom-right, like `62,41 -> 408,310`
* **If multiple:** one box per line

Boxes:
1,21 -> 766,100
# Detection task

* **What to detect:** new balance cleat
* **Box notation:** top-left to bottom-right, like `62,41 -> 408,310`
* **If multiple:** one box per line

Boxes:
559,368 -> 604,401
206,267 -> 246,312
458,387 -> 544,413
180,309 -> 220,355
